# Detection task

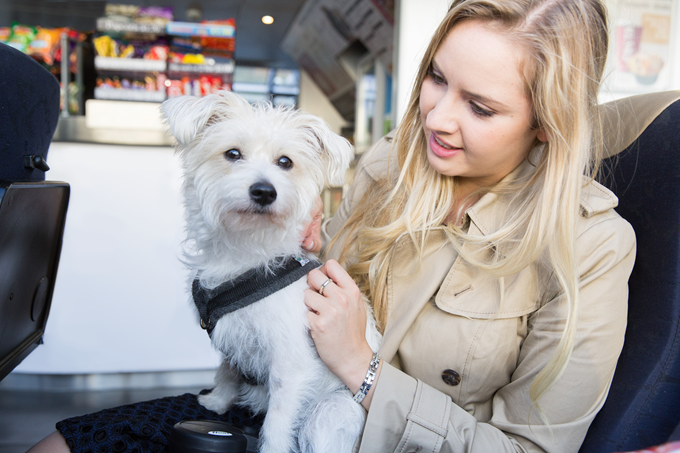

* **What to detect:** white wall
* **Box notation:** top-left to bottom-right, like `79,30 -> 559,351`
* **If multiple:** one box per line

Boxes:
393,0 -> 451,125
15,142 -> 221,374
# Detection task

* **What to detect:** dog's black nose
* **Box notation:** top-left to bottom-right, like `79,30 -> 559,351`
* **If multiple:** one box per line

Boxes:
249,182 -> 277,206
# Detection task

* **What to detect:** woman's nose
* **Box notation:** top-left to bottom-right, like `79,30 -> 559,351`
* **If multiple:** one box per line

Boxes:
426,93 -> 460,135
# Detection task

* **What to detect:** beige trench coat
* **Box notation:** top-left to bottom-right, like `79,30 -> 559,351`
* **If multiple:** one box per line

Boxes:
317,92 -> 680,452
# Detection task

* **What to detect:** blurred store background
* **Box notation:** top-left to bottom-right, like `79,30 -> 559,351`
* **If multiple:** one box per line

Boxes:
0,0 -> 678,450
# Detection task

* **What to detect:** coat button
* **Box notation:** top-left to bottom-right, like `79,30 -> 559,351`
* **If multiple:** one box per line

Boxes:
442,369 -> 461,386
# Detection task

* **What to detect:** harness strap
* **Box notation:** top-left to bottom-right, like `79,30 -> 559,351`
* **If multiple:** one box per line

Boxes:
192,256 -> 322,335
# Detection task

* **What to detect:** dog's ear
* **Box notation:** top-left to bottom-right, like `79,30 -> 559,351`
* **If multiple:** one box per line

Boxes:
160,91 -> 251,147
297,115 -> 354,187
161,95 -> 216,147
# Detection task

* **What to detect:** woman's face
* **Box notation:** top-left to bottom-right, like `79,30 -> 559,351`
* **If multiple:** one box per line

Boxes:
420,20 -> 546,189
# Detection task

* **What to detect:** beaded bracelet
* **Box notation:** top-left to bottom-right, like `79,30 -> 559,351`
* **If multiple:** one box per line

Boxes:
353,352 -> 381,404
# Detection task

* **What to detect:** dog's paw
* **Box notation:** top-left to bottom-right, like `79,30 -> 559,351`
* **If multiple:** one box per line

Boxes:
198,391 -> 231,415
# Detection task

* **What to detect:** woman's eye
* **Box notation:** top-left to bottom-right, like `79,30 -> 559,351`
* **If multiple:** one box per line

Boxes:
225,149 -> 242,160
277,156 -> 293,169
426,69 -> 446,86
470,102 -> 494,118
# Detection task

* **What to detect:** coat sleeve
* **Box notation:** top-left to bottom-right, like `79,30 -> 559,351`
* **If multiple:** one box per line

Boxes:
357,213 -> 636,453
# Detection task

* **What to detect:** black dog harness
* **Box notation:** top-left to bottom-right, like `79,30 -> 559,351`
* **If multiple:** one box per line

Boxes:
192,256 -> 322,336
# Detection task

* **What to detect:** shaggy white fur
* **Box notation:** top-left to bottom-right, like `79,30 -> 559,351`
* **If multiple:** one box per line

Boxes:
161,91 -> 381,453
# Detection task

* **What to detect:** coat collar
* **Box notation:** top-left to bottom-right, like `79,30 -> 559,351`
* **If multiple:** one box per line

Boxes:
464,159 -> 620,236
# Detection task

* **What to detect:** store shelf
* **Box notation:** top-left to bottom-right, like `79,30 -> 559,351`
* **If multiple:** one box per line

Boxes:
167,61 -> 235,74
166,22 -> 235,38
95,57 -> 167,72
94,88 -> 167,103
96,18 -> 166,35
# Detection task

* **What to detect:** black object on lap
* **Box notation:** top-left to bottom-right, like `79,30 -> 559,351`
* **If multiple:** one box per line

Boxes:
168,420 -> 259,453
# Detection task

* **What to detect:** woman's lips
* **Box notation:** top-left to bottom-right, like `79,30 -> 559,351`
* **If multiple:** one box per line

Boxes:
429,133 -> 462,158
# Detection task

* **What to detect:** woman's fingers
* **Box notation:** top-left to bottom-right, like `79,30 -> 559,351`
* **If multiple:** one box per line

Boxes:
304,288 -> 323,314
301,196 -> 323,254
316,260 -> 357,291
307,268 -> 335,296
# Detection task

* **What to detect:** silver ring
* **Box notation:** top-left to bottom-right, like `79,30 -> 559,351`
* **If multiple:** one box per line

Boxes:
318,278 -> 333,296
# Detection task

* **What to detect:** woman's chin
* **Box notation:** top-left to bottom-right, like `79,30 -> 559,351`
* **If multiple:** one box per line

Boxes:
426,148 -> 464,177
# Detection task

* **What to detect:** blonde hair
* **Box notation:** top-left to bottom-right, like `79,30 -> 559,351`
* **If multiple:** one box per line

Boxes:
330,0 -> 609,422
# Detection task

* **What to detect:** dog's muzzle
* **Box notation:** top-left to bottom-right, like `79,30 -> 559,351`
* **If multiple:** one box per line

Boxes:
249,182 -> 277,206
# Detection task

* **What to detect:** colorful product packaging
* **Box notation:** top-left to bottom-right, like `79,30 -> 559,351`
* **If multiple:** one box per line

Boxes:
26,27 -> 64,65
6,23 -> 37,52
0,27 -> 10,43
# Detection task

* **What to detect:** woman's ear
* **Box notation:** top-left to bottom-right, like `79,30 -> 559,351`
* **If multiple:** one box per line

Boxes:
537,129 -> 549,142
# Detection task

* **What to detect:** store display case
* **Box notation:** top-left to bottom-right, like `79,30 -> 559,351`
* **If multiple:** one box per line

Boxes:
91,6 -> 236,103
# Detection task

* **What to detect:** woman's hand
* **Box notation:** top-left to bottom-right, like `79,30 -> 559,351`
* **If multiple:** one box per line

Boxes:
301,196 -> 323,254
305,260 -> 379,409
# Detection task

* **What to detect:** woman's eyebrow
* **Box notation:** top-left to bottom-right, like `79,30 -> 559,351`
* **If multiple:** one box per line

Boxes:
462,89 -> 508,109
431,60 -> 443,73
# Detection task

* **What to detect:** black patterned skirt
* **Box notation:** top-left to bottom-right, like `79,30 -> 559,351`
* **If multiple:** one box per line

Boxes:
56,390 -> 264,453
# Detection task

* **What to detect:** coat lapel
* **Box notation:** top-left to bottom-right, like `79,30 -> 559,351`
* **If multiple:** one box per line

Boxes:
379,229 -> 457,363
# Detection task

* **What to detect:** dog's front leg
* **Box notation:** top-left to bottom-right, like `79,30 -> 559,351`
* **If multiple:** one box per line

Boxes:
258,366 -> 307,453
198,359 -> 241,414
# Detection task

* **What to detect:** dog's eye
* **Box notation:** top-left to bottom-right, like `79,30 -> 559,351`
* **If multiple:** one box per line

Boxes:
277,156 -> 294,170
225,149 -> 242,161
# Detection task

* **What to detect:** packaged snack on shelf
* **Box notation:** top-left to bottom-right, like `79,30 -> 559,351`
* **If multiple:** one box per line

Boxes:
200,19 -> 236,57
97,73 -> 164,91
145,45 -> 168,60
137,6 -> 173,25
182,53 -> 206,64
199,75 -> 223,95
94,35 -> 117,57
26,27 -> 64,65
170,36 -> 202,52
156,73 -> 168,91
119,43 -> 135,58
68,81 -> 80,114
181,77 -> 194,96
0,27 -> 10,43
211,76 -> 224,93
105,4 -> 139,22
199,75 -> 213,95
7,23 -> 37,52
167,79 -> 184,98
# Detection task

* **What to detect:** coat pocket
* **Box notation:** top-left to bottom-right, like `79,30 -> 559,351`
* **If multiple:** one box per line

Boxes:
435,255 -> 541,319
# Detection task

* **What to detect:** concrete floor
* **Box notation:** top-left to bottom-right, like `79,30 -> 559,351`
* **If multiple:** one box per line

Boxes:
0,386 -> 204,453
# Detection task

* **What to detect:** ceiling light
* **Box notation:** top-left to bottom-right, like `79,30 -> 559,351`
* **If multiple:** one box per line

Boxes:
262,15 -> 274,25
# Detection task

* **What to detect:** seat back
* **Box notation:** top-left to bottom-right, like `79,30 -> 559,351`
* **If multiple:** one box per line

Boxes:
0,42 -> 69,380
580,92 -> 680,452
0,182 -> 70,380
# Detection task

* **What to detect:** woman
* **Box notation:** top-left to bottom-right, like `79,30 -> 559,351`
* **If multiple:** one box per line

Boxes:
303,0 -> 634,451
31,0 -> 634,451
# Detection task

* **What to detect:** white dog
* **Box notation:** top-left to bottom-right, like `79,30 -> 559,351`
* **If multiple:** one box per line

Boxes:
161,90 -> 381,453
